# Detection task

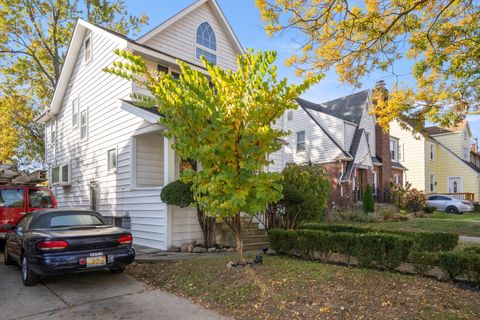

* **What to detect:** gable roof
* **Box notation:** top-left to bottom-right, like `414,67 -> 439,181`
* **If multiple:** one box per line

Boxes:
38,0 -> 243,124
299,90 -> 370,124
297,99 -> 352,160
137,0 -> 243,54
424,121 -> 470,136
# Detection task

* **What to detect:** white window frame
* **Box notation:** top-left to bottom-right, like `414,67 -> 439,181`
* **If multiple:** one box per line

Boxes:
72,97 -> 79,129
463,146 -> 469,160
430,174 -> 435,192
195,22 -> 217,65
107,147 -> 118,173
50,120 -> 56,147
296,131 -> 306,154
51,162 -> 71,186
390,138 -> 399,161
429,143 -> 435,160
84,34 -> 93,64
80,108 -> 88,141
448,176 -> 463,193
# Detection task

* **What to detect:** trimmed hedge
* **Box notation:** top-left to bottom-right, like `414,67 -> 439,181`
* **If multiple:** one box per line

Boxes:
269,229 -> 413,270
410,251 -> 438,275
302,224 -> 458,252
438,251 -> 480,283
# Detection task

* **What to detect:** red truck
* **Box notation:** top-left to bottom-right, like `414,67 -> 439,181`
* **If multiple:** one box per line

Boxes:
0,186 -> 57,239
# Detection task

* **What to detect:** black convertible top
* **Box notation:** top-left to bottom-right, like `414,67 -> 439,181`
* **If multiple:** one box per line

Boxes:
28,209 -> 105,229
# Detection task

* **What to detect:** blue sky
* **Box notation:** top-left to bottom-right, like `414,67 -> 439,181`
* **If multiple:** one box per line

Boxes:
125,0 -> 480,137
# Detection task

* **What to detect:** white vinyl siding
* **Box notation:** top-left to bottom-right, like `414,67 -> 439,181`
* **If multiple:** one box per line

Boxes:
141,2 -> 239,71
358,110 -> 376,157
344,122 -> 357,151
283,108 -> 344,164
134,133 -> 164,188
44,30 -> 169,250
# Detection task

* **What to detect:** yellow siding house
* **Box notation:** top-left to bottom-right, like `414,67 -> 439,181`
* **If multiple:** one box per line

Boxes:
390,121 -> 480,202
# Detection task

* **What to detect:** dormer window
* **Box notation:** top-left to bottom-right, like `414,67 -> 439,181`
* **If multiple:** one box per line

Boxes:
196,22 -> 217,65
84,34 -> 92,63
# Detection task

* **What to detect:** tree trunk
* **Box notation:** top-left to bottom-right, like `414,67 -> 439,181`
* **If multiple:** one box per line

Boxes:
196,205 -> 216,249
224,212 -> 243,263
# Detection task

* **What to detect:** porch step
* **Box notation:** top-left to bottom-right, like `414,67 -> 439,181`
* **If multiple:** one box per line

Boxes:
243,241 -> 270,251
243,234 -> 269,244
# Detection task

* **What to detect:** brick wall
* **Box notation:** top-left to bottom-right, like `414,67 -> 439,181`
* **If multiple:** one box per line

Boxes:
375,124 -> 393,201
323,161 -> 353,208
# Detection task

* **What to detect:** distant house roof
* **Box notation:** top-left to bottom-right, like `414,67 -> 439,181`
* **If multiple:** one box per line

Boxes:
424,121 -> 468,136
391,161 -> 407,170
371,156 -> 382,166
297,90 -> 370,124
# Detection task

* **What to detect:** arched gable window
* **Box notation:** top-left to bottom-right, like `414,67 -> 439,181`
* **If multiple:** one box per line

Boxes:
196,22 -> 217,64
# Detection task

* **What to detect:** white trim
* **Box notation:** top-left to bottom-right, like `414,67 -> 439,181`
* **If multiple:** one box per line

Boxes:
447,176 -> 463,193
107,146 -> 118,173
79,107 -> 88,141
71,96 -> 79,129
120,102 -> 161,124
195,21 -> 217,64
84,33 -> 93,64
38,19 -> 128,123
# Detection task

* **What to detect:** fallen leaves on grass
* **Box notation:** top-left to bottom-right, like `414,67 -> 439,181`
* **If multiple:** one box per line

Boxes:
127,256 -> 480,319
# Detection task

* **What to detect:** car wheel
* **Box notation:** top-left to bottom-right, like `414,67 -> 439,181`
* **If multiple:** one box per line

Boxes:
446,206 -> 459,214
21,255 -> 40,286
108,266 -> 126,274
4,243 -> 15,265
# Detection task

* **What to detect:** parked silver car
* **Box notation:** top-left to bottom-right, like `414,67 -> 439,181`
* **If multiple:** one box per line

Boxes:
426,195 -> 474,213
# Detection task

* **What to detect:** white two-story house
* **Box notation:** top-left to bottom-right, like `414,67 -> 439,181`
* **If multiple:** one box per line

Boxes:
37,0 -> 244,250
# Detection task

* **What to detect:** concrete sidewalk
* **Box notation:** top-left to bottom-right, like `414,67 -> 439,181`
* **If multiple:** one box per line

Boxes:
0,249 -> 228,320
460,235 -> 480,244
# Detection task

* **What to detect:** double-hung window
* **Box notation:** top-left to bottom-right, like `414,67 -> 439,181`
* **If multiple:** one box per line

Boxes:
107,148 -> 118,173
80,109 -> 88,140
84,34 -> 92,63
430,144 -> 434,160
430,174 -> 435,192
296,131 -> 306,153
72,98 -> 79,128
390,138 -> 399,161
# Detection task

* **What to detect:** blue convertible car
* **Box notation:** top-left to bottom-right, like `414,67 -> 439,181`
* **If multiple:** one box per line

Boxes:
3,209 -> 135,286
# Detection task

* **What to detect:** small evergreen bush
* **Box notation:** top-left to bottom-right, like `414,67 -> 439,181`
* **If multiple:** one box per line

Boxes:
410,251 -> 438,275
439,252 -> 468,281
363,184 -> 375,214
160,180 -> 194,207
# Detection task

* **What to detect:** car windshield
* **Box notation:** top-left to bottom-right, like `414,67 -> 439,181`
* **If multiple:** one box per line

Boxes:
49,214 -> 104,228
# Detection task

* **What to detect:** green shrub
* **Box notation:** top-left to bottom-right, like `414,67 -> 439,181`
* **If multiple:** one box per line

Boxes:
337,209 -> 367,222
269,229 -> 413,270
303,224 -> 458,252
269,229 -> 299,254
423,206 -> 436,214
363,184 -> 375,214
355,233 -> 413,270
390,182 -> 427,213
410,251 -> 438,275
463,246 -> 480,255
381,230 -> 458,252
466,254 -> 480,284
439,252 -> 468,281
279,163 -> 331,229
302,223 -> 367,234
160,180 -> 194,207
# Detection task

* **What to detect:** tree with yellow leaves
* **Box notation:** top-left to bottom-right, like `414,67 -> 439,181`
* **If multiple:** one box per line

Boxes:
0,0 -> 148,163
256,0 -> 480,130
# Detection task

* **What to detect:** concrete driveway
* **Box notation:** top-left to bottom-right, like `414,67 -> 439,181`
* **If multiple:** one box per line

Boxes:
0,245 -> 227,320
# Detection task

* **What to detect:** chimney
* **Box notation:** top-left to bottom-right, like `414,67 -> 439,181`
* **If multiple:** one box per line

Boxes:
374,80 -> 386,90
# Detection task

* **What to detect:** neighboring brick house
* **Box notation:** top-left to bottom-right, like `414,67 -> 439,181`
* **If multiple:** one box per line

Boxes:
273,82 -> 406,207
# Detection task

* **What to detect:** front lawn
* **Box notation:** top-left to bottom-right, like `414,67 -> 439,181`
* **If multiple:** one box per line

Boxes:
430,212 -> 480,221
127,255 -> 480,319
339,217 -> 480,237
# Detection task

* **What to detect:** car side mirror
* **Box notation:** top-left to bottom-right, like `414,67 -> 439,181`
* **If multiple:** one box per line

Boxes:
2,224 -> 14,230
